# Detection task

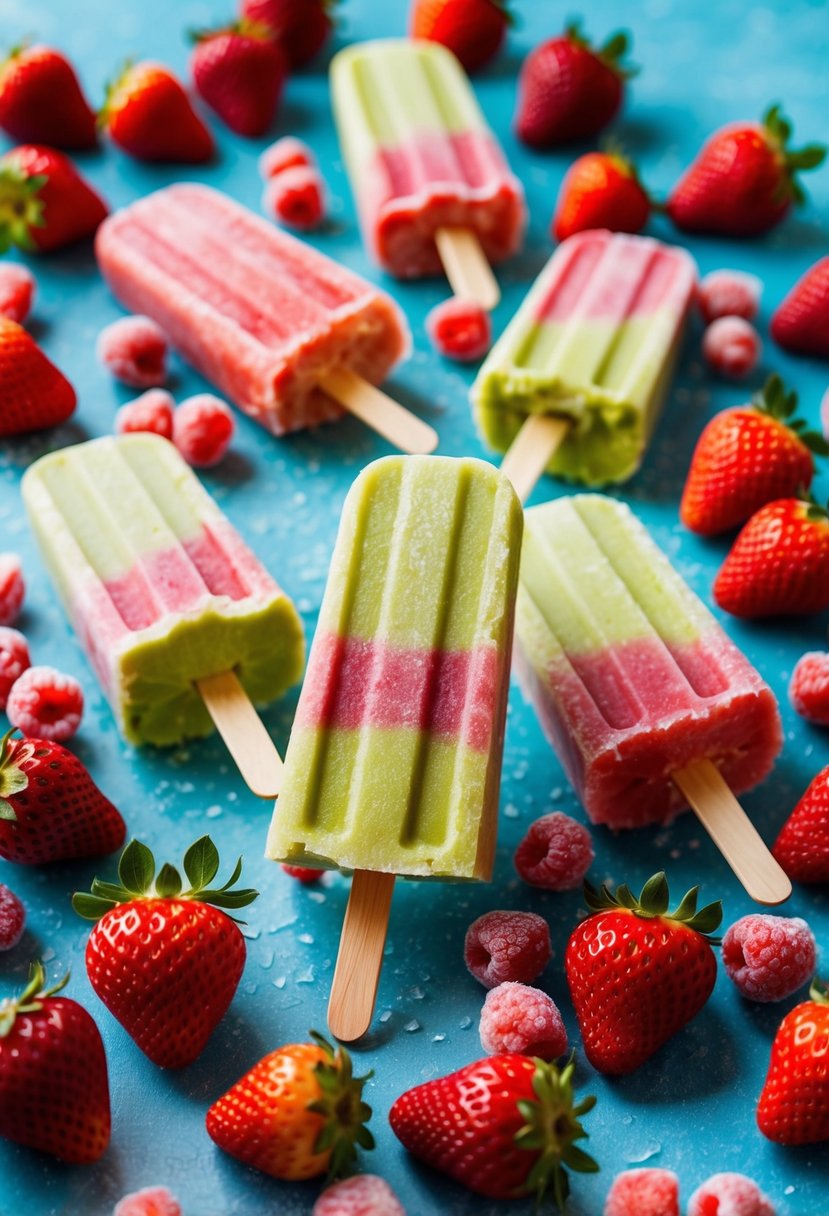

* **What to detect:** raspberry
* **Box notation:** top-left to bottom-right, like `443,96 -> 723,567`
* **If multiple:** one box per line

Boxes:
313,1175 -> 406,1216
464,909 -> 552,989
426,299 -> 492,362
789,651 -> 829,726
263,166 -> 326,231
172,395 -> 234,467
0,626 -> 31,709
514,812 -> 594,891
722,913 -> 816,1002
0,262 -> 36,324
697,270 -> 762,325
604,1168 -> 680,1216
0,884 -> 25,951
113,1187 -> 182,1216
687,1173 -> 776,1216
6,666 -> 84,742
702,316 -> 761,379
258,135 -> 315,180
0,553 -> 25,626
115,389 -> 175,440
281,863 -> 323,884
97,316 -> 168,389
479,981 -> 567,1060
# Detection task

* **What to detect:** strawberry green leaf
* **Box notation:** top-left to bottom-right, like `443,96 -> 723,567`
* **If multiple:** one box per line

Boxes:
183,835 -> 220,891
72,892 -> 118,920
639,872 -> 669,915
156,863 -> 182,899
811,978 -> 829,1005
119,838 -> 155,894
0,800 -> 16,821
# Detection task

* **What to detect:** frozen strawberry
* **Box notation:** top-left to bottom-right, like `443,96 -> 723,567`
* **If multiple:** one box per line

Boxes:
479,982 -> 567,1060
172,394 -> 234,467
464,909 -> 551,989
0,626 -> 30,708
687,1172 -> 776,1216
697,269 -> 762,324
258,136 -> 315,180
702,316 -> 761,379
0,262 -> 35,323
514,812 -> 594,891
6,666 -> 84,742
97,316 -> 168,389
722,914 -> 816,1002
263,166 -> 326,231
604,1168 -> 680,1216
115,389 -> 175,440
113,1187 -> 182,1216
313,1175 -> 406,1216
789,652 -> 829,726
0,883 -> 25,950
426,298 -> 491,362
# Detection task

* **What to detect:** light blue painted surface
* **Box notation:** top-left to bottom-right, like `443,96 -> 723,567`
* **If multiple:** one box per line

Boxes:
0,1 -> 827,1213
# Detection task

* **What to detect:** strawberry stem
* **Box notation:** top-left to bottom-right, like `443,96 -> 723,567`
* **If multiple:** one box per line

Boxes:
0,962 -> 70,1037
514,1054 -> 598,1208
583,872 -> 723,940
306,1031 -> 375,1178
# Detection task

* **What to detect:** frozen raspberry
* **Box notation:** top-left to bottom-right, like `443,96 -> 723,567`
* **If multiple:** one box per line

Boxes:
514,812 -> 594,891
479,981 -> 567,1060
697,270 -> 762,325
722,913 -> 816,1002
0,263 -> 36,324
113,1187 -> 182,1216
263,166 -> 326,231
172,395 -> 234,467
0,884 -> 25,951
97,316 -> 168,389
6,666 -> 84,742
313,1174 -> 406,1216
604,1168 -> 680,1216
702,316 -> 761,379
687,1172 -> 776,1216
0,626 -> 31,709
0,553 -> 25,626
426,299 -> 492,362
258,135 -> 315,180
789,651 -> 829,726
281,863 -> 323,884
115,389 -> 175,440
464,909 -> 552,989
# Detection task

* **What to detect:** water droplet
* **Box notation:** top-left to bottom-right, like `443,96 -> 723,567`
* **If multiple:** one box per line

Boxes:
273,976 -> 286,989
459,1016 -> 472,1029
260,950 -> 274,970
298,932 -> 314,945
627,1141 -> 661,1164
404,1019 -> 420,1033
308,891 -> 326,905
379,1010 -> 392,1023
432,1034 -> 445,1043
296,966 -> 315,985
504,803 -> 519,819
241,926 -> 261,940
206,805 -> 222,819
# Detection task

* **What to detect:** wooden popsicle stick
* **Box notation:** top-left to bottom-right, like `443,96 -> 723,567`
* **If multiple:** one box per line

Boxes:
320,367 -> 438,456
196,670 -> 284,801
500,414 -> 570,504
435,226 -> 500,310
328,870 -> 396,1042
672,758 -> 792,906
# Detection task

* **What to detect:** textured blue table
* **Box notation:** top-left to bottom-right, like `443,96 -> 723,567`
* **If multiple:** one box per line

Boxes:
0,1 -> 828,1213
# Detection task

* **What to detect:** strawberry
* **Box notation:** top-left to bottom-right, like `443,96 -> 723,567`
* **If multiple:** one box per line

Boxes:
772,766 -> 829,883
667,105 -> 825,237
0,730 -> 124,864
0,144 -> 108,254
0,318 -> 76,436
0,44 -> 97,149
74,836 -> 257,1068
100,61 -> 214,163
0,962 -> 110,1163
206,1032 -> 374,1179
713,496 -> 829,618
552,151 -> 650,242
771,255 -> 829,360
565,873 -> 721,1075
515,23 -> 635,149
680,374 -> 827,536
190,23 -> 287,138
409,0 -> 511,74
757,978 -> 829,1145
239,0 -> 336,68
390,1054 -> 597,1206
789,653 -> 829,727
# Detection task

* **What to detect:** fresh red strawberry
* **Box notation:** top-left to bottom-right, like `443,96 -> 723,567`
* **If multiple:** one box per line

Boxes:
0,318 -> 76,436
0,144 -> 108,253
515,23 -> 635,148
206,1032 -> 373,1179
101,61 -> 214,163
565,873 -> 721,1075
668,105 -> 825,237
771,255 -> 829,359
390,1054 -> 597,1205
713,496 -> 829,618
0,962 -> 110,1162
74,836 -> 257,1068
789,653 -> 829,727
680,375 -> 827,536
773,767 -> 829,883
239,0 -> 336,68
552,151 -> 650,241
409,0 -> 511,73
190,23 -> 287,138
0,731 -> 125,864
757,978 -> 829,1145
0,44 -> 97,149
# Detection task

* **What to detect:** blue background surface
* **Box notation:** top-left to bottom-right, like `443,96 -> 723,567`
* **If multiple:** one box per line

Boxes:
0,0 -> 828,1213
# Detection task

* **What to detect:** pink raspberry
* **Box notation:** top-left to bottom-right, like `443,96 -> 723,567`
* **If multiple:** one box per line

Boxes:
479,981 -> 567,1060
263,166 -> 326,231
0,262 -> 36,324
258,135 -> 315,180
464,909 -> 552,989
6,666 -> 84,742
426,299 -> 492,362
0,884 -> 26,951
789,651 -> 829,726
514,812 -> 594,891
0,626 -> 31,709
702,316 -> 761,379
115,389 -> 175,440
313,1174 -> 406,1216
97,316 -> 168,389
697,269 -> 762,325
172,394 -> 234,467
687,1172 -> 776,1216
281,863 -> 323,884
0,553 -> 24,626
604,1168 -> 680,1216
722,913 -> 816,1002
113,1187 -> 182,1216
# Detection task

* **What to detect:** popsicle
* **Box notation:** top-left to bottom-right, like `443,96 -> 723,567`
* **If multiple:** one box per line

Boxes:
330,39 -> 526,307
515,494 -> 789,904
471,230 -> 697,500
22,434 -> 305,798
95,184 -> 436,455
267,454 -> 523,1038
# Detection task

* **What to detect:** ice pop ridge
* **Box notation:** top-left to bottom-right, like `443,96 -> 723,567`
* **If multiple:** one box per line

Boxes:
472,230 -> 697,485
515,495 -> 782,829
331,39 -> 526,278
22,434 -> 305,747
267,455 -> 523,878
95,184 -> 411,436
